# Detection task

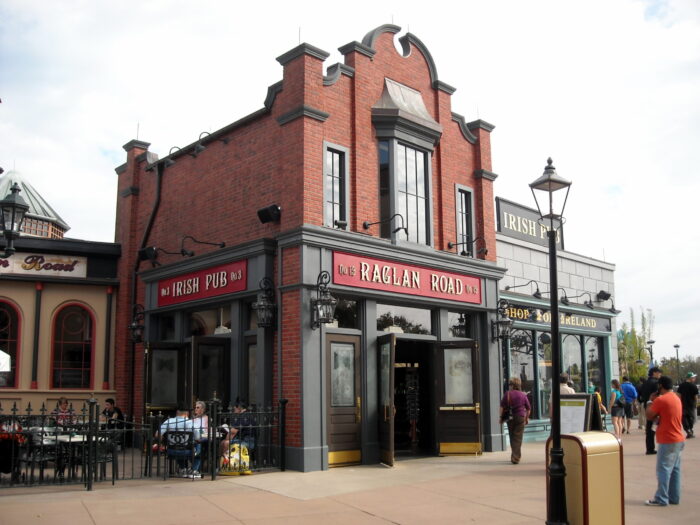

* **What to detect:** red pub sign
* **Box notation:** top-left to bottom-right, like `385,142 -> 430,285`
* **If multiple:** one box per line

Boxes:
157,260 -> 247,307
333,252 -> 481,304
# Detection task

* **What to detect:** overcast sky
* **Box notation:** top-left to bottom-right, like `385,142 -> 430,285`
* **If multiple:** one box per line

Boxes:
1,0 -> 698,360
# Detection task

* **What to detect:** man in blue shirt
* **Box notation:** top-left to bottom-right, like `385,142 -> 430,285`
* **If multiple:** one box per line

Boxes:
620,376 -> 638,435
160,408 -> 202,478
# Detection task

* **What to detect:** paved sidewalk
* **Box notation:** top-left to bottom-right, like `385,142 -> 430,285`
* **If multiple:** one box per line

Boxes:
1,429 -> 698,524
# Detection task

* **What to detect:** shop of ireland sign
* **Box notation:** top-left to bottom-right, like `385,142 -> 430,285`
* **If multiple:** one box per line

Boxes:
157,260 -> 247,307
333,252 -> 481,304
506,303 -> 611,333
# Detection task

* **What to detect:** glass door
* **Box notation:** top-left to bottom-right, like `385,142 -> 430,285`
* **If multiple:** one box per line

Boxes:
144,343 -> 187,415
435,340 -> 481,454
192,337 -> 230,409
326,334 -> 362,466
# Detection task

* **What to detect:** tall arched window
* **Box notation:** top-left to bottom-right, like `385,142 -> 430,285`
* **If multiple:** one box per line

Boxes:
0,301 -> 20,388
52,305 -> 93,389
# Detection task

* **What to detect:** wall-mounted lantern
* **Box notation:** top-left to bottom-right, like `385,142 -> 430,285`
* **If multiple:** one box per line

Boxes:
311,271 -> 337,329
253,277 -> 276,328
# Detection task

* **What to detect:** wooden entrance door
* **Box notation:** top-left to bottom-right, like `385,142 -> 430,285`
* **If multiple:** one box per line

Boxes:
326,334 -> 362,466
435,341 -> 481,455
377,333 -> 396,466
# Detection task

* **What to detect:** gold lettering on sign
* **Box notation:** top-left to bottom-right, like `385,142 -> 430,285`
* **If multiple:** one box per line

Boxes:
359,262 -> 421,290
171,277 -> 200,297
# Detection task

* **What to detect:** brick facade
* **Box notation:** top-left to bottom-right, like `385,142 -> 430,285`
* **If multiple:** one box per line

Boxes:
114,24 -> 506,470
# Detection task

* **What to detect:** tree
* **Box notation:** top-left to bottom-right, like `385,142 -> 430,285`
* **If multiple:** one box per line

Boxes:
658,355 -> 700,386
617,307 -> 655,382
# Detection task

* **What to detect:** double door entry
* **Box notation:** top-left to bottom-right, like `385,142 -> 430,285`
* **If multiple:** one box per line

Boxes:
326,333 -> 481,467
145,336 -> 231,415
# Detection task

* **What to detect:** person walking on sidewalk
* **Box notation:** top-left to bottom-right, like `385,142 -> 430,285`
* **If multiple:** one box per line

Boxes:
499,377 -> 530,465
609,379 -> 625,439
620,376 -> 638,434
645,375 -> 685,506
677,372 -> 698,438
639,367 -> 663,454
637,378 -> 647,430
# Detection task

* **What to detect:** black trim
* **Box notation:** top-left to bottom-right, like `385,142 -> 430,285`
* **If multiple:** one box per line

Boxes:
467,119 -> 496,133
103,288 -> 113,386
323,64 -> 355,86
264,81 -> 283,110
120,186 -> 139,197
451,113 -> 478,145
475,169 -> 498,181
277,105 -> 329,126
31,285 -> 42,384
276,43 -> 330,65
122,139 -> 151,152
373,113 -> 442,151
3,238 -> 120,257
115,163 -> 127,175
361,24 -> 401,48
338,41 -> 375,58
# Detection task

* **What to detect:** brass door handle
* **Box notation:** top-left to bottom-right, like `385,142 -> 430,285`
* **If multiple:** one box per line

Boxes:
356,396 -> 362,423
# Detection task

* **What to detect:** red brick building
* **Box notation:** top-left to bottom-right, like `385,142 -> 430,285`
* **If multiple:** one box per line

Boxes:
114,24 -> 506,471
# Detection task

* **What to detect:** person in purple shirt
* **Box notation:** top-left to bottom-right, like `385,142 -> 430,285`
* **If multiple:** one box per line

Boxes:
500,377 -> 531,464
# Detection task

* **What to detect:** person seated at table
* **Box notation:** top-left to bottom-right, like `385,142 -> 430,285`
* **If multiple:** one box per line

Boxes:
191,401 -> 209,440
101,398 -> 125,430
0,417 -> 25,482
51,397 -> 76,426
219,401 -> 255,457
159,407 -> 202,478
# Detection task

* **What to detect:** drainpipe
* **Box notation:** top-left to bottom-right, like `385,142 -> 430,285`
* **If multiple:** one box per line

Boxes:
128,159 -> 164,419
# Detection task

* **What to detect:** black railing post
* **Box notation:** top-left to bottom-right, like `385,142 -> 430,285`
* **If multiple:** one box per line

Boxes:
86,397 -> 98,491
279,399 -> 288,471
208,397 -> 220,480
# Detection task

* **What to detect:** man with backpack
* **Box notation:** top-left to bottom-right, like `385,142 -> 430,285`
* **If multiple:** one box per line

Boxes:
639,367 -> 663,454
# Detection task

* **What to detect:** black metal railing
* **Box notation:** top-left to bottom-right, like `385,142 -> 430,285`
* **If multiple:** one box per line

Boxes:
0,398 -> 287,490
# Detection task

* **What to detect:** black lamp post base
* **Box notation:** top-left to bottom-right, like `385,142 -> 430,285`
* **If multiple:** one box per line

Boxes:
547,446 -> 568,524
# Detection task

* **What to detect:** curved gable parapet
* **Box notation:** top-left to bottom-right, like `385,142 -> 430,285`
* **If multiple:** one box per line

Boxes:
323,63 -> 355,86
361,24 -> 401,49
264,81 -> 283,110
360,25 -> 456,95
451,113 -> 478,144
398,33 -> 456,94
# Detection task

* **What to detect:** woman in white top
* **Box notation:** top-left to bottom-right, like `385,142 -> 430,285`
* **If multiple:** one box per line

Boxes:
191,401 -> 209,440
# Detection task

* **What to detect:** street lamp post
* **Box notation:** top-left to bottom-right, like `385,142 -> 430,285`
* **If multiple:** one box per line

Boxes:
530,158 -> 571,525
647,340 -> 655,367
0,182 -> 30,258
674,344 -> 680,384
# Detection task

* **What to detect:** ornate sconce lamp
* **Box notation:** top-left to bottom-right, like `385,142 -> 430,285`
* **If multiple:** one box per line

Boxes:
491,299 -> 513,342
129,304 -> 146,343
253,277 -> 276,328
311,271 -> 337,329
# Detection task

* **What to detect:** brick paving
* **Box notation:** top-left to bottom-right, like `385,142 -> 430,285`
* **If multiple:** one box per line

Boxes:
1,429 -> 698,524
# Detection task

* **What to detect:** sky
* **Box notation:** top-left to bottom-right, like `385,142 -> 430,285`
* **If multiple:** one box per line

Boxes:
1,0 -> 698,360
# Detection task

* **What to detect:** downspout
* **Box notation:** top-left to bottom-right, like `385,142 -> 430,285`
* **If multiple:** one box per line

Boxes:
129,160 -> 164,419
276,243 -> 282,402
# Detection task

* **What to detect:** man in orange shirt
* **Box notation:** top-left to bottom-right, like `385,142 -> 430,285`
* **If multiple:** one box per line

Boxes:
644,376 -> 685,506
